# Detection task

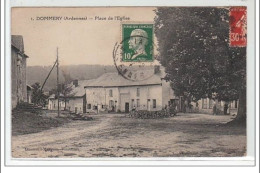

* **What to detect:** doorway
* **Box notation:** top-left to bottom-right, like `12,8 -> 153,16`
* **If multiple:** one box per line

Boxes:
125,102 -> 129,113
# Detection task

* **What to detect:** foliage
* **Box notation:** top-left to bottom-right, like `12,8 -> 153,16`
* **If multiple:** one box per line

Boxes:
154,7 -> 246,102
31,82 -> 48,106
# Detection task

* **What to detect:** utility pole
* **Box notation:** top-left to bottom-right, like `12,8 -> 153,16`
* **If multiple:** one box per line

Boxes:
57,47 -> 60,117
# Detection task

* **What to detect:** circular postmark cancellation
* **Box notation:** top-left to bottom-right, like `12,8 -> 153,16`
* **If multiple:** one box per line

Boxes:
113,23 -> 159,81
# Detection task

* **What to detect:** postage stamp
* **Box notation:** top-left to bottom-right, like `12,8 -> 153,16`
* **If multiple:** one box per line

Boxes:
229,7 -> 247,47
113,23 -> 156,81
121,24 -> 154,62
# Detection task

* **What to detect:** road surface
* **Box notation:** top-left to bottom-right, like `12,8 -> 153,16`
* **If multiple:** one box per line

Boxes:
12,113 -> 246,158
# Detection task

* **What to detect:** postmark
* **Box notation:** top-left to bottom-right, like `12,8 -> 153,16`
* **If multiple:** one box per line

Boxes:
229,7 -> 247,47
113,23 -> 157,81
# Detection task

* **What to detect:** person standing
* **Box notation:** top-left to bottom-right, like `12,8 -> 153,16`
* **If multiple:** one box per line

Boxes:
213,101 -> 217,115
224,103 -> 228,115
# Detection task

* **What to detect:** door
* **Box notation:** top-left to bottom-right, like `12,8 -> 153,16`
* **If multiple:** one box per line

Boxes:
83,94 -> 86,113
147,99 -> 150,111
125,102 -> 129,113
120,93 -> 130,112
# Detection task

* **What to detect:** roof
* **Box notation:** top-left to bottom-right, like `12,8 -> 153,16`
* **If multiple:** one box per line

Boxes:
71,79 -> 96,96
48,93 -> 65,99
11,35 -> 28,57
47,80 -> 95,99
84,71 -> 162,88
48,94 -> 56,99
11,35 -> 24,52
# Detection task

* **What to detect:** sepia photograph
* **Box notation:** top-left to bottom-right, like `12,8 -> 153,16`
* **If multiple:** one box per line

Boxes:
10,6 -> 248,159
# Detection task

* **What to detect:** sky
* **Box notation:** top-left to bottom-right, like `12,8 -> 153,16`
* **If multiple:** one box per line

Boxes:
12,7 -> 156,66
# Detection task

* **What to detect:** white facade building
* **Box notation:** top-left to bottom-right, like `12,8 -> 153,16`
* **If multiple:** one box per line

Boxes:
47,94 -> 66,111
191,98 -> 238,115
84,66 -> 176,113
47,79 -> 94,114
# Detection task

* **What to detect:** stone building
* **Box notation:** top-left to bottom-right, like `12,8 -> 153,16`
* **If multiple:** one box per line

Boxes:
66,79 -> 94,114
191,98 -> 238,115
84,66 -> 176,113
47,94 -> 66,111
47,79 -> 94,114
11,35 -> 29,109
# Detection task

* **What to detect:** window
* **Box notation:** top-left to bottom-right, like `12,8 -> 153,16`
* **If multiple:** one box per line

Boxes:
137,99 -> 140,107
202,98 -> 207,109
87,104 -> 91,109
109,89 -> 113,97
209,99 -> 214,109
136,88 -> 140,97
131,99 -> 135,108
147,99 -> 151,109
153,99 -> 156,108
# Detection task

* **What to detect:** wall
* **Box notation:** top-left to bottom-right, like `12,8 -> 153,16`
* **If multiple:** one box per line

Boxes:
48,99 -> 66,110
192,98 -> 238,115
11,49 -> 18,108
161,80 -> 175,108
11,48 -> 27,109
195,98 -> 217,114
85,84 -> 163,112
27,90 -> 32,103
86,87 -> 112,112
67,97 -> 84,114
117,85 -> 163,112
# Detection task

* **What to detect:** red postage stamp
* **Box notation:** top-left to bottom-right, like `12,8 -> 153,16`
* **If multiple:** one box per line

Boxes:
229,7 -> 247,47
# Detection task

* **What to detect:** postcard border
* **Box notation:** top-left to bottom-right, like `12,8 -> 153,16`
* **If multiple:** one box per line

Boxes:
3,0 -> 257,167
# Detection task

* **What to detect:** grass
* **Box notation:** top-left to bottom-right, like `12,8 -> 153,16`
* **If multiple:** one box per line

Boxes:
12,109 -> 72,136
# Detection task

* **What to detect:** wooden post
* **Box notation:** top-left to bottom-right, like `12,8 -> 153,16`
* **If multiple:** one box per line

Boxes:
57,47 -> 60,117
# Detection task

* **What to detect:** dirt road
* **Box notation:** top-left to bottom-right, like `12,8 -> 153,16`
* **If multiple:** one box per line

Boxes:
12,113 -> 246,158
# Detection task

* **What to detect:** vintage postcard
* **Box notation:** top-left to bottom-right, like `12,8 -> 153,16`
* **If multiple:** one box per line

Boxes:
7,4 -> 256,166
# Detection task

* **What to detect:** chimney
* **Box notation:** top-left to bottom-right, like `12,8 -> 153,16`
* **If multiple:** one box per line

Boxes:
154,65 -> 160,74
73,79 -> 78,87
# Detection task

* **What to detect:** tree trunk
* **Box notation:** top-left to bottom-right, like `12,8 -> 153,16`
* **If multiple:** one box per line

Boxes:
234,88 -> 246,122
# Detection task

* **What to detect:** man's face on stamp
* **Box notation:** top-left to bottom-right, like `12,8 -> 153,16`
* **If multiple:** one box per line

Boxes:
122,24 -> 153,62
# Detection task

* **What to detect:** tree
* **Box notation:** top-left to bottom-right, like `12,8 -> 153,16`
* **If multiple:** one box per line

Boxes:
60,83 -> 75,110
154,7 -> 246,122
31,82 -> 48,106
49,83 -> 75,110
61,70 -> 75,110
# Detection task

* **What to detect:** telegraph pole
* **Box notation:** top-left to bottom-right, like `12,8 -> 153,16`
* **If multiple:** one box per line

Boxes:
56,47 -> 60,117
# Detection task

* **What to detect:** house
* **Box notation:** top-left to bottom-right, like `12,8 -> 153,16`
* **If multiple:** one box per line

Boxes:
47,79 -> 94,114
11,35 -> 29,109
191,98 -> 238,115
84,66 -> 177,113
66,79 -> 95,114
47,94 -> 66,110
